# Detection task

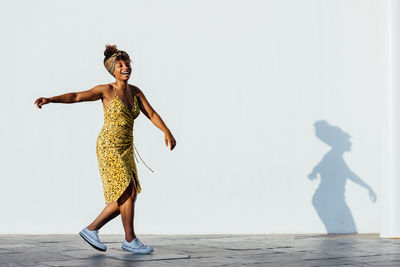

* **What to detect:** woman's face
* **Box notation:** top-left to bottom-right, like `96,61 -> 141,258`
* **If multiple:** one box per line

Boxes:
113,59 -> 132,80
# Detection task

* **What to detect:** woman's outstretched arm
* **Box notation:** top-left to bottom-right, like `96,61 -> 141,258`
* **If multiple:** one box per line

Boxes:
308,160 -> 323,180
34,85 -> 105,109
133,85 -> 176,150
348,170 -> 377,202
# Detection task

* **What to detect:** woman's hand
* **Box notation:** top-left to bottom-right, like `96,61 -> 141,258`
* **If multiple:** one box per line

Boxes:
165,130 -> 176,150
34,97 -> 51,109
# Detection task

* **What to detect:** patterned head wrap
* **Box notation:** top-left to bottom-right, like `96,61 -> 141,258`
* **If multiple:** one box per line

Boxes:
104,50 -> 129,76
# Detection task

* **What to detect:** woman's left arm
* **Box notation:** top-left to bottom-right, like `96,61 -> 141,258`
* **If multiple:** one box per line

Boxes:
133,86 -> 176,150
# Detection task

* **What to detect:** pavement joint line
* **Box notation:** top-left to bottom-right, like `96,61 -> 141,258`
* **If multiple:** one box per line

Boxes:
105,254 -> 191,262
224,248 -> 263,251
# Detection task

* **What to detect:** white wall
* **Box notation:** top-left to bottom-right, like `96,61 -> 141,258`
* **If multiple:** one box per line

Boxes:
381,0 -> 400,238
0,0 -> 387,234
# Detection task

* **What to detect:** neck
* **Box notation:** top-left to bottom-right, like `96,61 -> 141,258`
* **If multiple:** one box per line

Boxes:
114,79 -> 129,90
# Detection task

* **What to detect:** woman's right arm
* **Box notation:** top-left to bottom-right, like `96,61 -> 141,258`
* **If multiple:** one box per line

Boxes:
35,85 -> 105,109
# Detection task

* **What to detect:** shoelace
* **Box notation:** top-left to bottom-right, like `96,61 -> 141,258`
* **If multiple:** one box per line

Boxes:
135,238 -> 147,248
91,229 -> 101,242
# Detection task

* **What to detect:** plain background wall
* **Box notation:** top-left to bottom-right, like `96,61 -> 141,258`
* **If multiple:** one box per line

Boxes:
0,0 -> 387,234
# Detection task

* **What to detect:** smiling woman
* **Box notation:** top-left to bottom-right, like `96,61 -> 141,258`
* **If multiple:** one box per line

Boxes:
34,44 -> 176,255
104,45 -> 132,78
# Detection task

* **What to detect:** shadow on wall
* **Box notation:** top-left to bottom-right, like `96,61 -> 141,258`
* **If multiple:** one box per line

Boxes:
308,120 -> 377,234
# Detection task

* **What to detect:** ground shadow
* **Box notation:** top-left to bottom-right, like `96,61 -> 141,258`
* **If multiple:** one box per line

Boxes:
308,120 -> 377,234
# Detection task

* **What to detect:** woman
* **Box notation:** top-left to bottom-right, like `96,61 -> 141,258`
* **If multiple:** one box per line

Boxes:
34,44 -> 176,254
308,120 -> 376,234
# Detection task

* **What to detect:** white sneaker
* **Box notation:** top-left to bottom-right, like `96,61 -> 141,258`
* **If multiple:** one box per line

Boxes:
122,237 -> 154,254
79,227 -> 107,252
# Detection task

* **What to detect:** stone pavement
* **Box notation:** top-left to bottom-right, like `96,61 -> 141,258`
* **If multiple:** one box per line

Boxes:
1,234 -> 400,266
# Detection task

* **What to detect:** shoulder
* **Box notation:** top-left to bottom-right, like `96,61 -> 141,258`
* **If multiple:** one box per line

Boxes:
129,84 -> 143,96
94,84 -> 114,99
94,83 -> 113,91
102,83 -> 116,94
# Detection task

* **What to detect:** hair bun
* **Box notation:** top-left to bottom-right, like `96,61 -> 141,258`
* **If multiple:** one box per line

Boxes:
104,44 -> 119,58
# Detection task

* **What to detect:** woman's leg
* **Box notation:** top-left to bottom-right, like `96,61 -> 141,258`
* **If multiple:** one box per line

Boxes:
118,176 -> 137,242
87,201 -> 120,231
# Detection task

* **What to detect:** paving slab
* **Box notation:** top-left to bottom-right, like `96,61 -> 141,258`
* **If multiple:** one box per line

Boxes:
0,234 -> 400,266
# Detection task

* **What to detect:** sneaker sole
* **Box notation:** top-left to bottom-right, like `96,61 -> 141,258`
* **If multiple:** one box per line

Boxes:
121,243 -> 153,254
79,231 -> 107,252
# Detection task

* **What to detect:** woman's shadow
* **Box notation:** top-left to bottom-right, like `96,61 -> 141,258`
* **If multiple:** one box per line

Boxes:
308,120 -> 377,234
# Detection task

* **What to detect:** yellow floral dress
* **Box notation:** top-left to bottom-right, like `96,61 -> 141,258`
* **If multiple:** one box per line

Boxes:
96,84 -> 141,204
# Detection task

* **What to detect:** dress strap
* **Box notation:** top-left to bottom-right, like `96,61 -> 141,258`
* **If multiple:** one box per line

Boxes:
111,84 -> 117,96
133,142 -> 154,172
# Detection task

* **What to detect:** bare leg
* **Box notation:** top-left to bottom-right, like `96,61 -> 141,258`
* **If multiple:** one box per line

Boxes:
118,177 -> 137,242
87,201 -> 120,231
